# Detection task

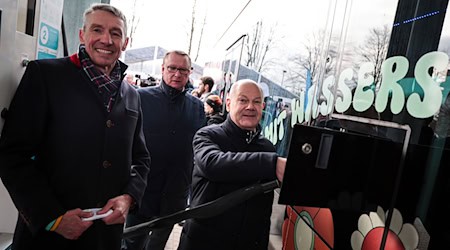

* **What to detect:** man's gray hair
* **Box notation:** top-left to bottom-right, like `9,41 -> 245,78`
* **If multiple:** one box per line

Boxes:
83,3 -> 128,35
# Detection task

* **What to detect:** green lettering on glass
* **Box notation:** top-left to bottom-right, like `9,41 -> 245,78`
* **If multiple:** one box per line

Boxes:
320,76 -> 335,116
354,62 -> 375,112
263,51 -> 450,146
263,110 -> 287,145
335,68 -> 353,113
291,96 -> 305,127
407,51 -> 449,118
375,56 -> 408,114
264,121 -> 276,144
277,110 -> 287,141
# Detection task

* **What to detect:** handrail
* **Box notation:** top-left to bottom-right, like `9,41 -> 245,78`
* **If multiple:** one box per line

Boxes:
123,180 -> 279,239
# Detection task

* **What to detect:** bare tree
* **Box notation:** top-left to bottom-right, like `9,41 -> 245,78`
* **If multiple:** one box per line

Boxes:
127,0 -> 143,48
186,0 -> 207,62
194,14 -> 207,62
286,31 -> 338,95
187,0 -> 197,55
244,20 -> 277,72
285,27 -> 388,95
356,25 -> 391,87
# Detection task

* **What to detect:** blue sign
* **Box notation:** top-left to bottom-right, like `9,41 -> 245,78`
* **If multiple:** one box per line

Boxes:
38,22 -> 59,50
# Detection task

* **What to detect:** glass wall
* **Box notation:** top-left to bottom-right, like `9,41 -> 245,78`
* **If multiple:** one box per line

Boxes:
258,0 -> 450,249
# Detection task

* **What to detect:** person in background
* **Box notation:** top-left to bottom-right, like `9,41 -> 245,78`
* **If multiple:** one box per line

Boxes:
191,88 -> 201,98
126,73 -> 134,84
197,76 -> 214,102
123,50 -> 205,250
147,76 -> 158,87
185,78 -> 195,94
126,73 -> 139,88
178,79 -> 286,250
204,94 -> 224,125
0,3 -> 150,250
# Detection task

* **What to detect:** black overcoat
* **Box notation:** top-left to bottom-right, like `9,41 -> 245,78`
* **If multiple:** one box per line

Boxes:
0,56 -> 150,250
137,82 -> 206,218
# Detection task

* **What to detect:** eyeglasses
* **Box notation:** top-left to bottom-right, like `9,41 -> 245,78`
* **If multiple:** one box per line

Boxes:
166,66 -> 190,75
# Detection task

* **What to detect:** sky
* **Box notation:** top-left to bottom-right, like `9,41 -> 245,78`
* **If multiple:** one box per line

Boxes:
110,0 -> 347,62
110,0 -> 449,84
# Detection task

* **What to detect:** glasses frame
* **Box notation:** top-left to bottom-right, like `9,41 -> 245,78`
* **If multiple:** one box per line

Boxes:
165,65 -> 191,75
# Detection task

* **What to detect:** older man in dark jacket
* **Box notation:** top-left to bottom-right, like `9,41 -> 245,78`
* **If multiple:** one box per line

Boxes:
178,79 -> 286,250
0,4 -> 150,250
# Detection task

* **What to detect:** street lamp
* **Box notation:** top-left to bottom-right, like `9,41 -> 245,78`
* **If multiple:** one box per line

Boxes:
281,70 -> 287,87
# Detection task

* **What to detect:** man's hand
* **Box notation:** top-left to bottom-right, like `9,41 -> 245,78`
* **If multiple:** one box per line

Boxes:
276,157 -> 286,182
99,194 -> 134,225
54,209 -> 93,240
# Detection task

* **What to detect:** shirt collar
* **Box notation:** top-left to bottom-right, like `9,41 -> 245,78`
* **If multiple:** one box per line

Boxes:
223,116 -> 262,144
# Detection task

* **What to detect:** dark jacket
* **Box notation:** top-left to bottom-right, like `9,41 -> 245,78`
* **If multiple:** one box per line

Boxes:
206,112 -> 225,125
137,81 -> 205,217
0,56 -> 150,250
178,116 -> 278,250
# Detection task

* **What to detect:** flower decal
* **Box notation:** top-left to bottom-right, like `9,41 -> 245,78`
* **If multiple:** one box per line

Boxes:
351,206 -> 419,250
282,206 -> 334,250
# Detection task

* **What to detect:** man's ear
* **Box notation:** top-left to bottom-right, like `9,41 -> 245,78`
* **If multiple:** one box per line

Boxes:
226,98 -> 231,112
79,29 -> 85,43
122,37 -> 129,51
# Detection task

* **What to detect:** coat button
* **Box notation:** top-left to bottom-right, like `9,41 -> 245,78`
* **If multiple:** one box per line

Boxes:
171,130 -> 176,135
106,120 -> 114,128
103,160 -> 112,168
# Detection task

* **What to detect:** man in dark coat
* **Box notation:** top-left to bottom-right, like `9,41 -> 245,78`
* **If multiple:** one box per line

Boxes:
178,79 -> 286,250
123,50 -> 205,250
0,4 -> 150,250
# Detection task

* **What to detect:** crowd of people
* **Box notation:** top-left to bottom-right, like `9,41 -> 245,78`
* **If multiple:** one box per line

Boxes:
125,74 -> 161,88
0,3 -> 286,250
125,66 -> 229,126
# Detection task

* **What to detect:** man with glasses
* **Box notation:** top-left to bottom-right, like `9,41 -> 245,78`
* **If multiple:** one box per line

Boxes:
123,50 -> 205,250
